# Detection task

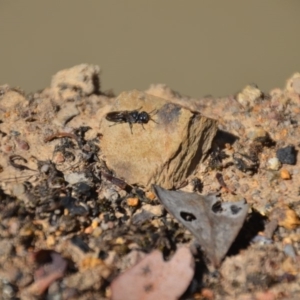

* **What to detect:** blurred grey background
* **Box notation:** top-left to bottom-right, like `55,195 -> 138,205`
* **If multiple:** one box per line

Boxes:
0,1 -> 299,97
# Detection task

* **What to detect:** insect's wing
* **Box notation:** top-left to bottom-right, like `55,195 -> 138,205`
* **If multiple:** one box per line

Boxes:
153,185 -> 248,267
105,111 -> 126,122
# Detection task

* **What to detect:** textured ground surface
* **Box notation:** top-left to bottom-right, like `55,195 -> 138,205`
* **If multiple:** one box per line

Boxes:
1,65 -> 300,299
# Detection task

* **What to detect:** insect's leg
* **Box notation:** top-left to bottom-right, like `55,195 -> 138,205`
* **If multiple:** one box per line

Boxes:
129,123 -> 133,134
148,108 -> 159,124
150,118 -> 159,124
141,124 -> 145,130
148,108 -> 157,115
109,123 -> 119,128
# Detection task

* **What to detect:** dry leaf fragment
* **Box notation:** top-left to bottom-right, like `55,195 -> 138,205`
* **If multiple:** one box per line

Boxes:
110,247 -> 194,300
153,185 -> 248,267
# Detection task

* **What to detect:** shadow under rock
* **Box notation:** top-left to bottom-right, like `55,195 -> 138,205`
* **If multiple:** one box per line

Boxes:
213,129 -> 239,148
181,210 -> 266,299
227,209 -> 267,257
180,252 -> 209,299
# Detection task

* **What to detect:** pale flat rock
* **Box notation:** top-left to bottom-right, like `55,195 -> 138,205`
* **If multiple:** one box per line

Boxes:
99,90 -> 218,189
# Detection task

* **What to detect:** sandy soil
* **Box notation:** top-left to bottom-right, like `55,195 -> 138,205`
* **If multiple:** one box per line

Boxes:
0,65 -> 300,299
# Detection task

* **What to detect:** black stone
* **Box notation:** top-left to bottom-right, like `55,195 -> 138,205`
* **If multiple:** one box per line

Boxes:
71,236 -> 90,253
276,145 -> 297,165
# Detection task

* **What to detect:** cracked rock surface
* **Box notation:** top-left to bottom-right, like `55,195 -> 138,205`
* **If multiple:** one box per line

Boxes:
99,90 -> 218,189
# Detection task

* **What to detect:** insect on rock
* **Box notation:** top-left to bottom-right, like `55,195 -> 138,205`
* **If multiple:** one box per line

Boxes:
105,107 -> 157,134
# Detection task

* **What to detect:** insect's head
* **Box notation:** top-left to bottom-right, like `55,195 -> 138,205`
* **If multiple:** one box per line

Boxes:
138,111 -> 150,123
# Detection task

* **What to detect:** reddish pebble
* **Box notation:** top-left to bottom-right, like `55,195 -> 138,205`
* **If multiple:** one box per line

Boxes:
255,290 -> 276,300
16,138 -> 30,150
127,197 -> 139,207
280,169 -> 291,180
53,152 -> 65,164
201,288 -> 214,300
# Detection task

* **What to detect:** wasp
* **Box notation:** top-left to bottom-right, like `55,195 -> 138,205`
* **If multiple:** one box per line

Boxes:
105,108 -> 157,134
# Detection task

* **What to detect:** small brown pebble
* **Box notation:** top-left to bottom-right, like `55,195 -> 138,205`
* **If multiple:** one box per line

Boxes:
126,197 -> 139,207
12,183 -> 26,197
107,221 -> 115,229
280,168 -> 291,180
115,211 -> 124,219
92,227 -> 103,237
91,219 -> 99,229
7,218 -> 20,235
151,219 -> 163,227
79,257 -> 105,270
15,138 -> 29,150
53,151 -> 65,164
270,205 -> 300,230
200,288 -> 214,300
46,235 -> 56,247
84,226 -> 93,234
282,257 -> 298,275
239,183 -> 249,193
106,288 -> 112,299
289,233 -> 300,242
2,144 -> 14,153
115,237 -> 125,244
145,191 -> 156,201
20,226 -> 34,237
143,204 -> 164,217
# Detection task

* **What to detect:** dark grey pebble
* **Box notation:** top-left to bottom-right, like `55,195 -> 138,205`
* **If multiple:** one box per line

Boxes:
276,145 -> 297,165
